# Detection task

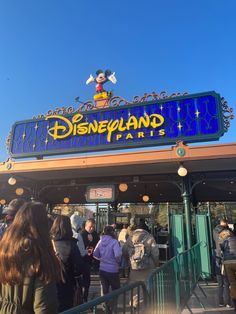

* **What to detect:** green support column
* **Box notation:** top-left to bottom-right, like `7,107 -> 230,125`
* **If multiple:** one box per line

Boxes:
182,176 -> 192,249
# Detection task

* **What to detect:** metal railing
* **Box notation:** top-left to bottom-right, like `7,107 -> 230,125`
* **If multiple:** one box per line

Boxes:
61,243 -> 202,314
177,242 -> 202,312
146,256 -> 180,314
60,281 -> 147,314
146,243 -> 202,314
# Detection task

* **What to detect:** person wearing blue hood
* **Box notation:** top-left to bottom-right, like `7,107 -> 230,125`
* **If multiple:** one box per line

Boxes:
93,225 -> 122,313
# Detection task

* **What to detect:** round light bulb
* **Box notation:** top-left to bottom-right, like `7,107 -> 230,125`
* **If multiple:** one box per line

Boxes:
15,188 -> 24,196
63,197 -> 70,204
119,183 -> 128,192
8,177 -> 17,185
142,195 -> 149,202
177,165 -> 188,177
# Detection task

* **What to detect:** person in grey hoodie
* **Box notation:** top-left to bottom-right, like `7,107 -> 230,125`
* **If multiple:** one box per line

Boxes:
93,225 -> 122,313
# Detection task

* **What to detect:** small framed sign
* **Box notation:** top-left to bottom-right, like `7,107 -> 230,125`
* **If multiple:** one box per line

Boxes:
86,185 -> 115,202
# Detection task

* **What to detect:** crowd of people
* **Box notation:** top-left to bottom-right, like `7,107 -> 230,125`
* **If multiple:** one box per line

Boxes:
0,198 -> 159,313
3,197 -> 236,313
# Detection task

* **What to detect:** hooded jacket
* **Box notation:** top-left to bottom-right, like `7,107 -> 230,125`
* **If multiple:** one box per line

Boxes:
52,237 -> 84,312
93,235 -> 122,273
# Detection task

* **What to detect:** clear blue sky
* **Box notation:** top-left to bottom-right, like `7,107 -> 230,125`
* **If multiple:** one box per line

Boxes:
0,0 -> 235,162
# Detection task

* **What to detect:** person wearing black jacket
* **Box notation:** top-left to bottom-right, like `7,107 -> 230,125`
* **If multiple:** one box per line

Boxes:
80,218 -> 100,302
221,229 -> 236,310
213,218 -> 230,258
51,215 -> 84,312
213,218 -> 231,307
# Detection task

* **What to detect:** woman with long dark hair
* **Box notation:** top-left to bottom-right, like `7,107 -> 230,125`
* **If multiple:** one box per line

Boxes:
50,215 -> 84,312
0,201 -> 60,313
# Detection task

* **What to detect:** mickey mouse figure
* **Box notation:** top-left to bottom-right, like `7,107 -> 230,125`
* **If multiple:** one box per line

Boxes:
86,69 -> 117,100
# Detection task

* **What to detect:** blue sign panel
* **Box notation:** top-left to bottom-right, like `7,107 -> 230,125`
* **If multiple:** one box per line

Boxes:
10,91 -> 224,158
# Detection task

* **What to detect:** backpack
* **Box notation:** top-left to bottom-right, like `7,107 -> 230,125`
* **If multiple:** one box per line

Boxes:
129,239 -> 150,270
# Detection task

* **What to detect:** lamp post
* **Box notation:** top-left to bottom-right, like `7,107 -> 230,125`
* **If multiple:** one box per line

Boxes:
177,163 -> 192,250
182,175 -> 192,250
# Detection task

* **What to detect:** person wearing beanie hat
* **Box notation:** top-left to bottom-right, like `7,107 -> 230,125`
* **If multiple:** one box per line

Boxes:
0,198 -> 26,239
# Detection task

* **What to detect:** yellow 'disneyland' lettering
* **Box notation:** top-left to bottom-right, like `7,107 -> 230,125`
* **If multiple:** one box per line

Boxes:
138,114 -> 150,128
107,119 -> 120,142
77,122 -> 89,135
118,118 -> 127,132
150,114 -> 164,128
72,114 -> 86,135
46,111 -> 165,142
72,113 -> 83,124
88,120 -> 98,134
46,115 -> 73,140
126,116 -> 138,130
98,120 -> 109,133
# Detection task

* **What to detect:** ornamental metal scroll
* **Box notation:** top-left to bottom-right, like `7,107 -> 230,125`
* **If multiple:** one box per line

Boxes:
32,91 -> 189,119
221,97 -> 234,132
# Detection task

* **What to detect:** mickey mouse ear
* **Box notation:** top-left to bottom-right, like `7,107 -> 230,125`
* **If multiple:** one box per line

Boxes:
105,69 -> 112,77
96,69 -> 103,76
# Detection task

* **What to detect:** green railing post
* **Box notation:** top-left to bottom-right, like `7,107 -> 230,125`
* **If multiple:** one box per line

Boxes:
173,257 -> 181,313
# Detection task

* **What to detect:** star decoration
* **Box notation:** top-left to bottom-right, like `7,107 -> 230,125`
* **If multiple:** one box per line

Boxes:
35,123 -> 38,130
22,132 -> 26,140
160,105 -> 163,111
45,137 -> 49,145
177,122 -> 183,130
195,110 -> 200,118
177,106 -> 181,112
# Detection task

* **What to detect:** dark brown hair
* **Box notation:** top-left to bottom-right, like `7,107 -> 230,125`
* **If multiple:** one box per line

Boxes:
85,218 -> 95,225
50,215 -> 73,240
0,201 -> 60,285
103,225 -> 116,239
